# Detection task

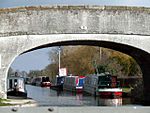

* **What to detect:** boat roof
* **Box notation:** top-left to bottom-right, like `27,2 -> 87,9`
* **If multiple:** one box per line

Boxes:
7,76 -> 24,79
86,72 -> 114,77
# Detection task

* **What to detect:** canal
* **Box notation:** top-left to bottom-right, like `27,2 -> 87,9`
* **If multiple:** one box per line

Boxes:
26,85 -> 137,107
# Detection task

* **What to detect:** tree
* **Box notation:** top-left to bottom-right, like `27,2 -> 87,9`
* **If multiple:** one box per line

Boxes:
107,50 -> 142,77
60,46 -> 98,75
42,63 -> 58,82
28,70 -> 42,77
46,46 -> 142,77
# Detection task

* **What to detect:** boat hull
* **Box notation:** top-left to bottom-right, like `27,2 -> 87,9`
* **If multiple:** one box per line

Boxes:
7,90 -> 27,99
51,84 -> 63,91
98,88 -> 122,98
41,82 -> 51,87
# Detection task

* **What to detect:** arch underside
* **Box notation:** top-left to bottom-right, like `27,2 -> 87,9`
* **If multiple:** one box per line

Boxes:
20,37 -> 150,105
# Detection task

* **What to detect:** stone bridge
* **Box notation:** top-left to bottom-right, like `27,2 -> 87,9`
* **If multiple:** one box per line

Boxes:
0,5 -> 150,104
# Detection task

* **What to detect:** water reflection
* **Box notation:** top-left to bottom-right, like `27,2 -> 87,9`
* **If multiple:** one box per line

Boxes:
26,85 -> 129,106
97,98 -> 122,106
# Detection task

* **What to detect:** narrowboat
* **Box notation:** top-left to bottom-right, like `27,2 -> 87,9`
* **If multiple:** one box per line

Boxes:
51,76 -> 65,90
41,76 -> 51,87
7,76 -> 27,98
31,76 -> 51,87
63,75 -> 85,93
83,72 -> 122,98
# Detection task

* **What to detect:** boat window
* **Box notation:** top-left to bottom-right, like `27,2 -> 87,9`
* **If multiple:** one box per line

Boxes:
117,81 -> 121,87
46,77 -> 50,82
9,79 -> 12,89
42,77 -> 46,82
36,78 -> 41,82
57,77 -> 64,84
98,76 -> 111,87
14,79 -> 18,87
105,75 -> 111,81
85,77 -> 91,85
14,79 -> 17,83
93,78 -> 97,85
111,77 -> 117,88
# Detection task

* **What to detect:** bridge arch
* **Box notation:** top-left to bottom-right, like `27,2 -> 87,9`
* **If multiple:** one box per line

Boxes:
3,34 -> 150,104
0,6 -> 150,104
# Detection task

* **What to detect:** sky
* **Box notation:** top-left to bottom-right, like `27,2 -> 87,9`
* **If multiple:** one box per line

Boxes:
0,0 -> 150,73
11,48 -> 52,73
0,0 -> 150,8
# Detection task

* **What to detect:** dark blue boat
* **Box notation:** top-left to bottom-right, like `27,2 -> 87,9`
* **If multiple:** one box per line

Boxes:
51,76 -> 65,90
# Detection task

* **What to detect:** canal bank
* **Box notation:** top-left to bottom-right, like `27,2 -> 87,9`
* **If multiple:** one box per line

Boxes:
2,98 -> 37,107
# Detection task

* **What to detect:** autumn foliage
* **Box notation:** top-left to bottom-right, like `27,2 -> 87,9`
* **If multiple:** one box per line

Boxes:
45,46 -> 142,78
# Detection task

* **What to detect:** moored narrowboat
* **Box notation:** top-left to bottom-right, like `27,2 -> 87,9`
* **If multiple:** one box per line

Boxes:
7,76 -> 27,98
31,76 -> 51,87
83,72 -> 122,98
51,76 -> 65,90
63,75 -> 85,93
41,76 -> 51,87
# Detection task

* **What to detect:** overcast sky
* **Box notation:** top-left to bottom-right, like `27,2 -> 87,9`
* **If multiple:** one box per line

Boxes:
1,0 -> 150,73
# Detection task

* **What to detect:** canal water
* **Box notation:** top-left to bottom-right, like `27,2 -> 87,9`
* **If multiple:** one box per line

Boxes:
26,85 -> 137,107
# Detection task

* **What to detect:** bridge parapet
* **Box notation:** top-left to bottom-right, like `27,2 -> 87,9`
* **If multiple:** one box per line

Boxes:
0,5 -> 150,37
